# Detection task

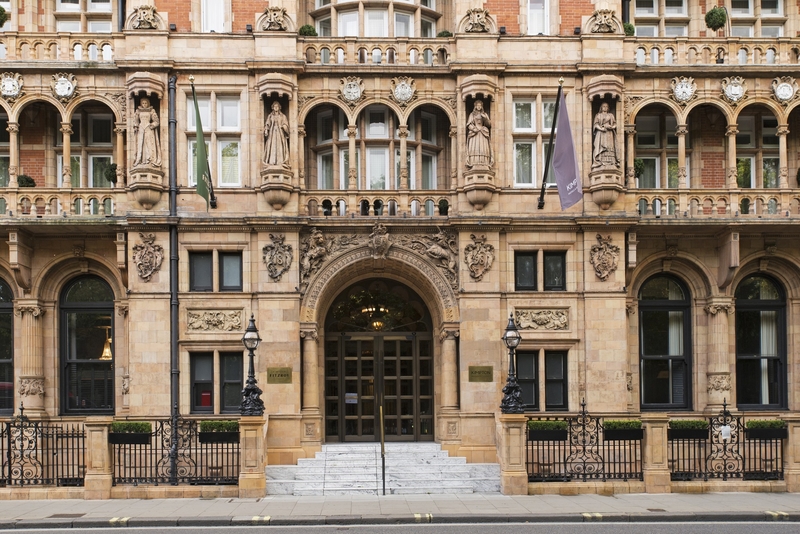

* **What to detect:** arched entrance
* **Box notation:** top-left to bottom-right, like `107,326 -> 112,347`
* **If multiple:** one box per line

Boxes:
323,279 -> 434,442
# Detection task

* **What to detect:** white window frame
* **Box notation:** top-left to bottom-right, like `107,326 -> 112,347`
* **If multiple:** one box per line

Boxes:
217,138 -> 240,187
57,20 -> 82,32
760,0 -> 782,16
420,17 -> 435,38
57,0 -> 81,12
664,25 -> 687,37
395,12 -> 413,38
318,111 -> 333,143
187,139 -> 208,186
635,25 -> 657,37
188,96 -> 211,131
731,24 -> 754,38
634,0 -> 656,16
762,117 -> 779,148
216,97 -> 240,131
366,147 -> 389,190
542,100 -> 556,131
666,156 -> 689,188
88,114 -> 113,146
202,0 -> 227,33
761,24 -> 782,38
420,112 -> 436,143
56,153 -> 82,187
737,156 -> 755,188
513,101 -> 536,133
514,141 -> 536,188
736,116 -> 755,148
664,0 -> 686,16
637,157 -> 659,188
88,0 -> 112,12
339,11 -> 359,37
365,10 -> 388,38
420,151 -> 437,190
730,0 -> 753,16
528,0 -> 548,35
317,17 -> 332,37
366,107 -> 388,139
89,155 -> 113,188
318,151 -> 334,189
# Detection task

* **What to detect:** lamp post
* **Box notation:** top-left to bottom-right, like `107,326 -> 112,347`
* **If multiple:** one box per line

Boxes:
240,314 -> 265,416
500,314 -> 524,414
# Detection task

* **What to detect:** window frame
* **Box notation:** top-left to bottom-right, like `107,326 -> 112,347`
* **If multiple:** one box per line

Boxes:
544,351 -> 568,410
516,351 -> 539,410
543,251 -> 567,291
218,252 -> 243,292
189,252 -> 214,292
0,278 -> 13,414
217,138 -> 240,187
191,352 -> 215,413
201,0 -> 227,33
88,154 -> 113,188
220,351 -> 244,413
515,251 -> 538,291
527,0 -> 549,35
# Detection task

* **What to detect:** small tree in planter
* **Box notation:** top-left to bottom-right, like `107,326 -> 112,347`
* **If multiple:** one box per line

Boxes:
437,30 -> 453,38
298,24 -> 318,37
104,163 -> 118,186
745,419 -> 787,440
603,419 -> 643,441
109,421 -> 153,445
705,6 -> 727,35
623,23 -> 635,37
199,420 -> 240,443
668,419 -> 709,440
527,419 -> 568,441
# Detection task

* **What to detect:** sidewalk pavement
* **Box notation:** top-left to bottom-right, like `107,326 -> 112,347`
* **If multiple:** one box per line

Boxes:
1,492 -> 800,528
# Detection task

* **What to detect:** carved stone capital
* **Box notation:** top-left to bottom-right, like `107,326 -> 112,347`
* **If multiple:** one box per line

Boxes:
14,305 -> 44,318
439,329 -> 459,342
300,328 -> 318,341
626,303 -> 637,315
704,303 -> 734,315
6,122 -> 19,134
725,125 -> 739,136
117,305 -> 129,317
777,125 -> 790,137
675,125 -> 688,137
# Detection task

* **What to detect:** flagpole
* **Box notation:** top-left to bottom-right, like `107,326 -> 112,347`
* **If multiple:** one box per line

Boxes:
538,77 -> 564,209
189,75 -> 217,209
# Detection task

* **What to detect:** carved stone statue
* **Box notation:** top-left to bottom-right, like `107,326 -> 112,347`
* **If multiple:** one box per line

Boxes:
591,102 -> 618,169
263,101 -> 290,168
466,99 -> 493,169
133,97 -> 161,167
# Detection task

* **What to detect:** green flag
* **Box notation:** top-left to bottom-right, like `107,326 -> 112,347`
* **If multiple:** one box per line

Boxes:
191,83 -> 213,210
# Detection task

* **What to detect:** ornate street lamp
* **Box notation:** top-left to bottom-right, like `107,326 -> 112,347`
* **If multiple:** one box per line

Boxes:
240,314 -> 265,416
500,314 -> 524,414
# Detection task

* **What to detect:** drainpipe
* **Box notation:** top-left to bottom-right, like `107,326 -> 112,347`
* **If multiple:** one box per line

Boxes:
118,0 -> 125,32
168,75 -> 179,484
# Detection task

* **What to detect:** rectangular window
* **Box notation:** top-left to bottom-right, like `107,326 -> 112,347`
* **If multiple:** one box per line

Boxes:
736,116 -> 754,146
514,142 -> 535,187
0,115 -> 8,144
514,102 -> 535,132
635,0 -> 656,15
545,352 -> 567,410
367,109 -> 387,138
543,252 -> 566,291
88,0 -> 112,12
0,156 -> 9,188
528,0 -> 547,35
89,115 -> 113,145
515,251 -> 537,291
187,139 -> 208,186
421,153 -> 436,189
395,13 -> 412,37
542,100 -> 556,131
763,158 -> 779,188
190,252 -> 213,291
218,139 -> 239,186
220,352 -> 243,412
367,148 -> 388,189
88,21 -> 113,33
318,152 -> 334,189
635,25 -> 657,37
731,24 -> 753,37
365,10 -> 387,37
421,112 -> 436,143
762,117 -> 778,147
188,97 -> 211,130
731,0 -> 752,15
664,0 -> 686,15
517,351 -> 538,410
339,11 -> 359,37
761,0 -> 781,15
664,25 -> 687,37
57,154 -> 82,187
640,309 -> 687,408
89,156 -> 113,188
219,252 -> 242,291
761,24 -> 782,38
317,17 -> 331,37
0,307 -> 11,412
420,18 -> 435,38
57,0 -> 81,11
635,117 -> 659,148
217,98 -> 240,130
737,157 -> 754,188
637,158 -> 658,188
57,19 -> 81,32
191,353 -> 214,413
202,0 -> 226,33
318,112 -> 333,143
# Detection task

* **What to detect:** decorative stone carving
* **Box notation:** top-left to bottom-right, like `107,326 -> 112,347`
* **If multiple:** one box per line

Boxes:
447,421 -> 458,436
624,96 -> 644,124
389,77 -> 417,108
299,327 -> 318,341
666,244 -> 678,257
707,374 -> 731,394
297,95 -> 316,108
51,73 -> 78,103
721,76 -> 747,106
626,303 -> 637,315
133,97 -> 162,168
262,7 -> 288,31
14,306 -> 44,317
515,309 -> 568,330
765,243 -> 778,256
122,374 -> 130,395
670,76 -> 697,106
772,76 -> 798,105
368,223 -> 392,259
589,234 -> 620,281
305,423 -> 315,437
466,99 -> 493,169
262,233 -> 293,282
626,373 -> 633,392
463,8 -> 491,33
396,228 -> 459,290
442,96 -> 457,109
105,92 -> 127,115
117,305 -> 129,317
438,329 -> 459,342
704,303 -> 734,315
19,378 -> 45,398
0,72 -> 24,103
187,310 -> 243,331
130,5 -> 160,29
464,234 -> 494,282
132,233 -> 164,282
339,76 -> 365,107
592,102 -> 619,170
72,245 -> 85,257
299,228 -> 366,293
589,9 -> 619,33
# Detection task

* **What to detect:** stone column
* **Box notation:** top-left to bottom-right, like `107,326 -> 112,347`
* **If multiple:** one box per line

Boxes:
676,123 -> 688,188
625,125 -> 636,188
83,417 -> 113,499
61,122 -> 75,187
440,328 -> 459,410
704,301 -> 734,410
347,124 -> 358,189
726,124 -> 739,188
641,413 -> 670,493
14,304 -> 45,414
449,126 -> 458,189
300,325 -> 319,411
777,124 -> 789,188
114,124 -> 125,186
398,125 -> 409,189
7,121 -> 19,187
496,414 -> 528,495
297,125 -> 306,189
239,415 -> 267,498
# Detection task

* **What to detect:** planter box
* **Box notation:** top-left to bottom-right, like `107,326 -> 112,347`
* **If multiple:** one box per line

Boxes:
745,428 -> 788,440
108,432 -> 151,445
199,431 -> 240,444
528,429 -> 568,442
603,428 -> 644,441
668,428 -> 709,440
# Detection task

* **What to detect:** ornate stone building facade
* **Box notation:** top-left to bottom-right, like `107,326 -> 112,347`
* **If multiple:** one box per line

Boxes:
1,0 -> 800,493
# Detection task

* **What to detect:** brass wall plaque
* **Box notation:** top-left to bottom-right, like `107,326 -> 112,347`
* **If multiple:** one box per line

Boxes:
267,367 -> 292,384
468,366 -> 493,382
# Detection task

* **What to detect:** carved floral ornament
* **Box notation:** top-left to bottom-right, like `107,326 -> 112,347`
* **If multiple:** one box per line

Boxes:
262,7 -> 289,31
131,232 -> 164,282
707,374 -> 732,393
464,234 -> 494,282
129,5 -> 160,30
263,233 -> 293,281
589,234 -> 620,281
463,8 -> 492,33
187,310 -> 242,331
14,306 -> 45,317
18,377 -> 45,398
704,303 -> 734,315
514,309 -> 569,330
589,9 -> 620,34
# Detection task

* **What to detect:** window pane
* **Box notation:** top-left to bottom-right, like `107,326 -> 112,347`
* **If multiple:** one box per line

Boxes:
91,156 -> 113,188
731,0 -> 751,15
641,359 -> 670,404
515,143 -> 533,185
635,0 -> 655,14
192,353 -> 213,411
220,253 -> 242,291
395,13 -> 412,37
763,158 -> 779,188
365,10 -> 387,37
638,159 -> 657,188
319,153 -> 333,189
545,352 -> 564,380
544,252 -> 565,290
420,18 -> 434,38
202,0 -> 226,33
218,98 -> 239,129
736,276 -> 780,300
528,0 -> 546,35
762,0 -> 780,14
219,140 -> 239,185
641,310 -> 671,356
188,98 -> 211,130
0,156 -> 9,188
339,11 -> 358,36
190,252 -> 213,291
90,117 -> 112,144
737,157 -> 752,188
667,158 -> 679,188
318,18 -> 331,36
64,276 -> 114,302
542,101 -> 556,130
514,102 -> 533,131
515,252 -> 536,290
368,149 -> 386,189
421,154 -> 435,189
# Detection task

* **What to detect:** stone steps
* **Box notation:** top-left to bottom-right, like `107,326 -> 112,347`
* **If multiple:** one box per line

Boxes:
266,443 -> 500,496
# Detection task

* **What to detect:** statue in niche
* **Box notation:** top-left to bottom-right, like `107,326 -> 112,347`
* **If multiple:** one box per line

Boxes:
591,102 -> 619,169
263,101 -> 290,168
133,97 -> 162,167
466,99 -> 493,169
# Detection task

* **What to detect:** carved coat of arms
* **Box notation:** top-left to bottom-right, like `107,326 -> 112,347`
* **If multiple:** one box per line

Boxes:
369,223 -> 392,259
132,233 -> 164,282
589,234 -> 620,281
464,234 -> 494,282
262,233 -> 293,281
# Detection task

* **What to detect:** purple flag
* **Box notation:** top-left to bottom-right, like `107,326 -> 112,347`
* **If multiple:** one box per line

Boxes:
553,91 -> 582,210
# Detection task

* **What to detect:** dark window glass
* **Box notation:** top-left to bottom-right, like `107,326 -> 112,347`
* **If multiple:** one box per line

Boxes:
515,252 -> 537,291
91,116 -> 113,145
543,252 -> 566,291
545,351 -> 568,410
0,116 -> 9,144
219,252 -> 242,291
191,352 -> 214,413
190,252 -> 213,291
0,278 -> 12,413
639,275 -> 691,410
516,351 -> 538,410
220,351 -> 243,412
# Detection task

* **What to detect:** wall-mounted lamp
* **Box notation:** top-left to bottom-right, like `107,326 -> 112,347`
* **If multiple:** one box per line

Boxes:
169,24 -> 177,31
246,24 -> 253,32
574,27 -> 581,35
499,26 -> 506,35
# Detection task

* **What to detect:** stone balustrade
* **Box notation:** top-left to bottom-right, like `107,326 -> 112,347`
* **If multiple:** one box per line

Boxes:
633,189 -> 800,218
0,188 -> 121,217
0,34 -> 115,62
301,37 -> 452,67
628,37 -> 799,67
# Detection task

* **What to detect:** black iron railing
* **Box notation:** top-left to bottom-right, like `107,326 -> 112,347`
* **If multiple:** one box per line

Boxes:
1,411 -> 86,487
112,419 -> 239,486
668,401 -> 783,481
526,400 -> 643,482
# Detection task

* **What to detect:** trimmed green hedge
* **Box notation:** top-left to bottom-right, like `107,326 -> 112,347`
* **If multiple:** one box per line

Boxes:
437,30 -> 453,38
298,24 -> 317,37
110,421 -> 152,434
527,420 -> 568,431
200,420 -> 239,433
669,419 -> 708,430
746,419 -> 785,429
705,7 -> 727,32
17,175 -> 36,187
623,23 -> 635,37
603,419 -> 642,430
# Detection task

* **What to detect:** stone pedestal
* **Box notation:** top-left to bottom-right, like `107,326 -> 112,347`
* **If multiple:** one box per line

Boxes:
128,165 -> 165,209
83,417 -> 113,499
588,168 -> 623,209
300,412 -> 322,458
782,417 -> 800,491
463,167 -> 495,210
642,414 -> 671,493
239,415 -> 268,497
496,414 -> 528,495
260,167 -> 293,210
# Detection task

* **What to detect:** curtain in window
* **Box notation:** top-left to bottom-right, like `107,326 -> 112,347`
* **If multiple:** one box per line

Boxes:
760,310 -> 776,404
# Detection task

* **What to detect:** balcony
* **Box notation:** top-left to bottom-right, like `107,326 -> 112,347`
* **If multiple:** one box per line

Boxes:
300,37 -> 452,67
628,37 -> 799,67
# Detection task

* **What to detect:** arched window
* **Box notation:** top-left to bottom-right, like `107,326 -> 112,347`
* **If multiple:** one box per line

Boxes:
0,278 -> 13,413
639,275 -> 692,410
60,275 -> 114,414
735,275 -> 786,409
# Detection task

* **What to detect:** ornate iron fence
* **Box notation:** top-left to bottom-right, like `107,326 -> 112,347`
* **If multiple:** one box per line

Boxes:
668,401 -> 783,481
112,418 -> 239,486
526,401 -> 643,482
0,409 -> 86,487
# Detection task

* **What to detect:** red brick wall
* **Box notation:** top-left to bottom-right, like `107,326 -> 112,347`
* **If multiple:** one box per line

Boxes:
157,0 -> 267,33
156,0 -> 191,32
232,0 -> 266,33
697,115 -> 725,189
19,119 -> 46,186
559,0 -> 594,36
485,0 -> 520,35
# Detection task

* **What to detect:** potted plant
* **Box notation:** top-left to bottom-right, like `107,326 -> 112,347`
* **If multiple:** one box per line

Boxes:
199,420 -> 240,444
705,6 -> 727,34
17,175 -> 36,187
298,24 -> 317,37
528,419 -> 568,441
623,23 -> 635,37
668,419 -> 709,440
745,419 -> 787,440
108,421 -> 152,445
603,419 -> 643,441
437,30 -> 453,38
104,163 -> 118,185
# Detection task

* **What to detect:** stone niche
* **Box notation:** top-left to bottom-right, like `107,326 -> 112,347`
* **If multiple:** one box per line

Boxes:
257,73 -> 295,210
127,72 -> 166,210
586,75 -> 624,210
